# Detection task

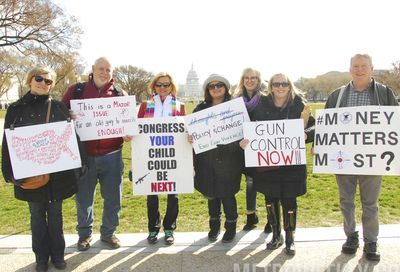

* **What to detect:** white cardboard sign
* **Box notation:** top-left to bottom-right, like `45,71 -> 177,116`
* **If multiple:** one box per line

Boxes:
243,119 -> 306,167
131,117 -> 194,195
71,96 -> 138,141
5,121 -> 82,179
313,106 -> 400,175
184,98 -> 250,154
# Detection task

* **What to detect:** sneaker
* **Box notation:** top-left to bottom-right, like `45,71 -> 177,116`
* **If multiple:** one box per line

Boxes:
342,231 -> 359,254
52,260 -> 66,270
147,231 -> 158,244
100,234 -> 121,249
77,235 -> 92,251
164,230 -> 175,245
364,242 -> 380,261
35,263 -> 48,272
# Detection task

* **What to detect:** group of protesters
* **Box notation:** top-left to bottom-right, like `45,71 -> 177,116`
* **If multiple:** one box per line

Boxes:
2,53 -> 397,271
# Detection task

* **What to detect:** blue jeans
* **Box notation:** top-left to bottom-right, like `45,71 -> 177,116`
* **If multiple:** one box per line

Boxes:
245,175 -> 257,212
76,150 -> 123,238
28,201 -> 65,264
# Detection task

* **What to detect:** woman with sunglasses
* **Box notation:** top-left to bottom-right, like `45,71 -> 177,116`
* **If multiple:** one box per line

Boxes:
1,67 -> 80,271
233,68 -> 272,233
191,74 -> 244,243
137,72 -> 185,245
240,73 -> 314,255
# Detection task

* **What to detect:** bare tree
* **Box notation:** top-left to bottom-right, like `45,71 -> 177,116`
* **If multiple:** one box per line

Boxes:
375,61 -> 400,95
0,0 -> 82,55
0,50 -> 15,96
295,72 -> 351,101
29,48 -> 85,99
113,65 -> 154,102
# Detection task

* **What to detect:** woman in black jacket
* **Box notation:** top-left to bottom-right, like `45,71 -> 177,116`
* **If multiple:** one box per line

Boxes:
240,73 -> 314,255
233,68 -> 271,233
192,74 -> 244,243
1,67 -> 79,272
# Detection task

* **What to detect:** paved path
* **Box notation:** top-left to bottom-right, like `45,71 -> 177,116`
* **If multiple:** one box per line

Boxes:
1,225 -> 399,271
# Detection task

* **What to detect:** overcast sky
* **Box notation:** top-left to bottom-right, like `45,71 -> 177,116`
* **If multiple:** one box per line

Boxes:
56,0 -> 400,84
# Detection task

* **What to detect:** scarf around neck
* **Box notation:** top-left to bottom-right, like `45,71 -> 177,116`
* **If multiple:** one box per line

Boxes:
144,94 -> 178,118
242,85 -> 261,112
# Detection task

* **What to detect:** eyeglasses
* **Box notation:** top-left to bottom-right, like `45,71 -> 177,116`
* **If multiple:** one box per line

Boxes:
34,75 -> 53,86
155,82 -> 171,88
271,82 -> 289,88
208,82 -> 225,89
244,76 -> 258,81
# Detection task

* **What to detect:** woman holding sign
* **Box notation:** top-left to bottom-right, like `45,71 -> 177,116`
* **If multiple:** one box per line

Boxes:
192,74 -> 244,243
233,68 -> 271,233
1,67 -> 80,271
240,73 -> 314,255
137,72 -> 185,245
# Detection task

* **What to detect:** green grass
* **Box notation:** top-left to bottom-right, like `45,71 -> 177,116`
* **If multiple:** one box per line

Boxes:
0,103 -> 399,235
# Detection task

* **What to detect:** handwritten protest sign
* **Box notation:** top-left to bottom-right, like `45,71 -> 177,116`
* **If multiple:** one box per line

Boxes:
5,121 -> 81,179
243,119 -> 306,167
184,98 -> 250,154
313,106 -> 400,175
71,96 -> 138,141
131,117 -> 194,195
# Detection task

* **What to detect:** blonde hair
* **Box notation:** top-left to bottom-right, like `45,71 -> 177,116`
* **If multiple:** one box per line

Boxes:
266,73 -> 304,102
234,67 -> 263,97
25,67 -> 56,89
148,72 -> 178,96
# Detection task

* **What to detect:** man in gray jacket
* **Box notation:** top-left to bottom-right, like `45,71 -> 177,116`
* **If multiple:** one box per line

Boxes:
325,54 -> 398,261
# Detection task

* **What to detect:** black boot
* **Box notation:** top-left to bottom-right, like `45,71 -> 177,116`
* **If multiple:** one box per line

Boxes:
222,221 -> 237,243
264,219 -> 272,233
266,202 -> 284,249
283,208 -> 297,255
243,213 -> 259,231
208,218 -> 221,242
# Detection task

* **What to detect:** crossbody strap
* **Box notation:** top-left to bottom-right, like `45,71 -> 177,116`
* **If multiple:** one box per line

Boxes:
45,99 -> 52,123
335,86 -> 346,108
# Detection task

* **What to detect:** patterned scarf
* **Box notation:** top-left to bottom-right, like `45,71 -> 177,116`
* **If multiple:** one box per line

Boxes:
143,94 -> 178,118
242,85 -> 261,112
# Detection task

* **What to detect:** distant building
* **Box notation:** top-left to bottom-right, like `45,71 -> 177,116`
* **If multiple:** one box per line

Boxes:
178,65 -> 202,101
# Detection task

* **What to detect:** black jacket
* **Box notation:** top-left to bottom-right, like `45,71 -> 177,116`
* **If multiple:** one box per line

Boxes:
193,101 -> 244,198
2,92 -> 79,202
325,78 -> 398,108
251,95 -> 315,198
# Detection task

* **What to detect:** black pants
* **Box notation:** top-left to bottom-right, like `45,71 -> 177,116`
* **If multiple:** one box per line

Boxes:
28,201 -> 65,265
147,194 -> 178,232
208,196 -> 238,222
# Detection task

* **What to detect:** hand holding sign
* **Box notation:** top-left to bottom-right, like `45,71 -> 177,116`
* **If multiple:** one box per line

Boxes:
300,104 -> 311,128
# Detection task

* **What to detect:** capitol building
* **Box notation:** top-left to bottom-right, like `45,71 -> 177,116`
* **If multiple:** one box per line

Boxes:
178,65 -> 202,102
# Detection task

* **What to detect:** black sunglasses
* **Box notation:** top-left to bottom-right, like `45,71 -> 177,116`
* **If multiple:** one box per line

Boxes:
155,82 -> 171,88
34,75 -> 53,86
271,82 -> 289,88
208,82 -> 225,89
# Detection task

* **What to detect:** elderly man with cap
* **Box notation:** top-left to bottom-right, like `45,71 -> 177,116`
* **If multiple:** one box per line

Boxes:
191,74 -> 244,243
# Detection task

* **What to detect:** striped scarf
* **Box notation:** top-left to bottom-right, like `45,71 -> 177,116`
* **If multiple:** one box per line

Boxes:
143,94 -> 178,118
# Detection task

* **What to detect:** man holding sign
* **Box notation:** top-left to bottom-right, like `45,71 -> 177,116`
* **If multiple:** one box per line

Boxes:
63,57 -> 129,251
324,54 -> 398,261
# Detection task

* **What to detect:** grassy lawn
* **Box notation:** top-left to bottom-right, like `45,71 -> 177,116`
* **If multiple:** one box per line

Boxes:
0,103 -> 399,235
